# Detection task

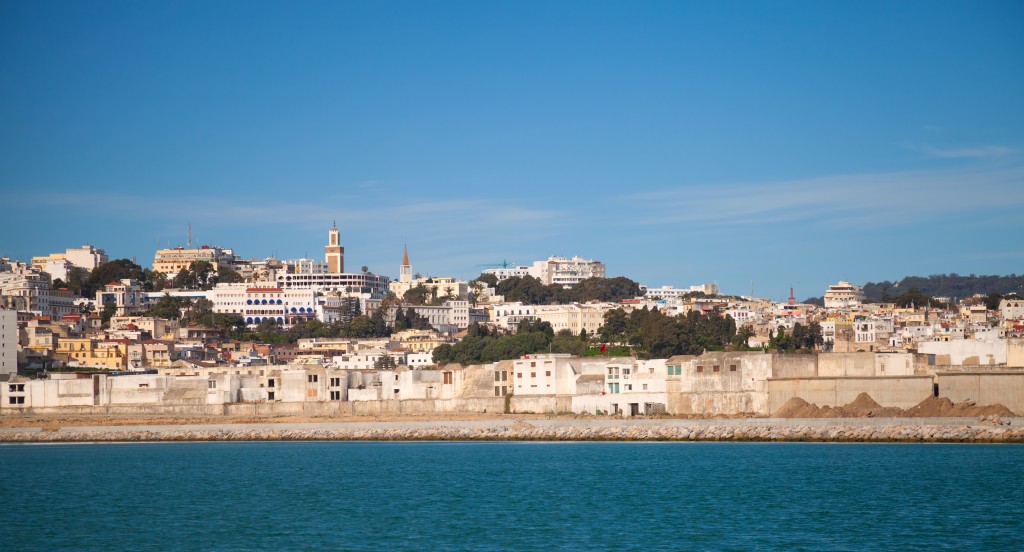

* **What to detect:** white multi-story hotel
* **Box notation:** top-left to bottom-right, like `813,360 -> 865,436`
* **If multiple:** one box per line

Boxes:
209,284 -> 319,327
273,225 -> 389,297
484,256 -> 606,288
823,281 -> 866,309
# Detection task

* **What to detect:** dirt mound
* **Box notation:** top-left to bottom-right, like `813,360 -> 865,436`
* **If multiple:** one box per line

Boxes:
773,397 -> 816,418
904,396 -> 1016,417
773,393 -> 1016,418
847,392 -> 882,411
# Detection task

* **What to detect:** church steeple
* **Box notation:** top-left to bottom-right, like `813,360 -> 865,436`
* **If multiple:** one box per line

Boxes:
400,244 -> 412,283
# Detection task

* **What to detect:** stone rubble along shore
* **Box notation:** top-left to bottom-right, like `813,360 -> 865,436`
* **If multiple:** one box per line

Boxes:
2,422 -> 1023,443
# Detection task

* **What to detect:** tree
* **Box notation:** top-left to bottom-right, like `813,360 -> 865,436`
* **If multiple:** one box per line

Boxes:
182,298 -> 214,326
84,259 -> 146,297
217,266 -> 244,284
147,294 -> 190,321
475,273 -> 498,287
143,268 -> 168,292
100,302 -> 117,327
374,354 -> 398,370
403,285 -> 431,305
469,280 -> 487,307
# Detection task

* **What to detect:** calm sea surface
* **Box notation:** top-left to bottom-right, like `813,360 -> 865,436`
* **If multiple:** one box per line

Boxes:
0,441 -> 1021,551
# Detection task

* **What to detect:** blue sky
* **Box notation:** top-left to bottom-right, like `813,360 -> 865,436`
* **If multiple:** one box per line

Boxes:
1,1 -> 1022,300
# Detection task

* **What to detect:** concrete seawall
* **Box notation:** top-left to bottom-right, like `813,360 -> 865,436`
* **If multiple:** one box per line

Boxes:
2,418 -> 1022,443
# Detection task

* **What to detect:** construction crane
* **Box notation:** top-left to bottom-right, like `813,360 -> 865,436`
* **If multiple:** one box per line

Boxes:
476,260 -> 518,269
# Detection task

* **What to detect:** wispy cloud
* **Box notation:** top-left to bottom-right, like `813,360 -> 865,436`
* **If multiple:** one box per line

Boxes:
908,143 -> 1014,158
18,192 -> 568,240
622,163 -> 1024,228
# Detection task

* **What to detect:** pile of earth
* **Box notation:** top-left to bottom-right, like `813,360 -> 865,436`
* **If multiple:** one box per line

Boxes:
773,393 -> 1016,418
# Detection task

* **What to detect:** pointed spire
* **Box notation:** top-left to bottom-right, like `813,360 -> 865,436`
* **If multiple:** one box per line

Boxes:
402,244 -> 409,266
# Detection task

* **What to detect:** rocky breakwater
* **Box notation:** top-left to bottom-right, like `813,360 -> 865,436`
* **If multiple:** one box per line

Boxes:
2,419 -> 1023,443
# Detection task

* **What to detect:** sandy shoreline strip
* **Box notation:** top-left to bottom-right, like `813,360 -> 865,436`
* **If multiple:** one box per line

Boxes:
2,417 -> 1022,443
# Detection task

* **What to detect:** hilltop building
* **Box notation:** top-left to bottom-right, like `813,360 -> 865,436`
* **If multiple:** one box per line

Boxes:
271,224 -> 389,297
388,245 -> 469,301
824,281 -> 866,309
32,245 -> 108,281
483,256 -> 606,288
153,245 -> 238,276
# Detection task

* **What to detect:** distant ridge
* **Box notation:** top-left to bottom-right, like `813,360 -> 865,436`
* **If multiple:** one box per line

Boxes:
862,274 -> 1024,302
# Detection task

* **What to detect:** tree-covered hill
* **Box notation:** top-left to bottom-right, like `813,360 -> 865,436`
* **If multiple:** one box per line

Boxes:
863,274 -> 1024,302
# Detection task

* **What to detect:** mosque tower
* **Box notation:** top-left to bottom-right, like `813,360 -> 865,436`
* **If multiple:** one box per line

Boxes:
325,222 -> 345,274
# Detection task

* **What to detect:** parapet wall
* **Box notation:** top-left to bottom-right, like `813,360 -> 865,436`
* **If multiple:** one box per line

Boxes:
767,377 -> 934,414
936,373 -> 1024,415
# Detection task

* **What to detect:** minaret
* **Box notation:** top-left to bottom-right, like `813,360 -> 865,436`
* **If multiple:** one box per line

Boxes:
325,222 -> 345,274
400,244 -> 412,283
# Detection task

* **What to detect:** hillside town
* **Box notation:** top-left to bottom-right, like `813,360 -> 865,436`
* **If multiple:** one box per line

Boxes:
2,225 -> 1023,416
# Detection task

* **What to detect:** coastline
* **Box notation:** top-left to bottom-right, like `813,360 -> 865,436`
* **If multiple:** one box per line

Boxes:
2,416 -> 1022,443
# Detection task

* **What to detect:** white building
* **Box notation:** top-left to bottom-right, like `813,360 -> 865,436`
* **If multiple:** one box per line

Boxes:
999,297 -> 1024,321
208,284 -> 319,327
388,245 -> 470,301
272,225 -> 390,297
824,281 -> 866,309
1,309 -> 16,377
1,262 -> 77,319
484,256 -> 606,288
96,279 -> 148,316
490,303 -> 538,330
386,301 -> 488,333
644,284 -> 720,299
532,303 -> 612,336
32,245 -> 108,279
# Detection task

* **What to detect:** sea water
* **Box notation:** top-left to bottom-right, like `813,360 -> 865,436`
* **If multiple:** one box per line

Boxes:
0,442 -> 1021,551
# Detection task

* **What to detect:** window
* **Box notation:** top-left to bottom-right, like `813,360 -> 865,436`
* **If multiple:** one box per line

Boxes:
330,377 -> 341,387
696,366 -> 704,373
208,380 -> 217,389
545,371 -> 551,377
530,361 -> 536,368
9,384 -> 24,392
9,396 -> 25,405
268,379 -> 276,388
443,372 -> 453,384
517,372 -> 522,378
308,375 -> 318,383
501,371 -> 507,382
268,392 -> 275,400
531,372 -> 536,378
713,365 -> 720,372
495,372 -> 501,382
729,365 -> 737,372
330,390 -> 341,400
642,384 -> 648,390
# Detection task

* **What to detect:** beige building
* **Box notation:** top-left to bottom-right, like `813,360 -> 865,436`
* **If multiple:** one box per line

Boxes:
824,281 -> 866,309
153,245 -> 237,276
32,245 -> 108,279
532,303 -> 612,336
